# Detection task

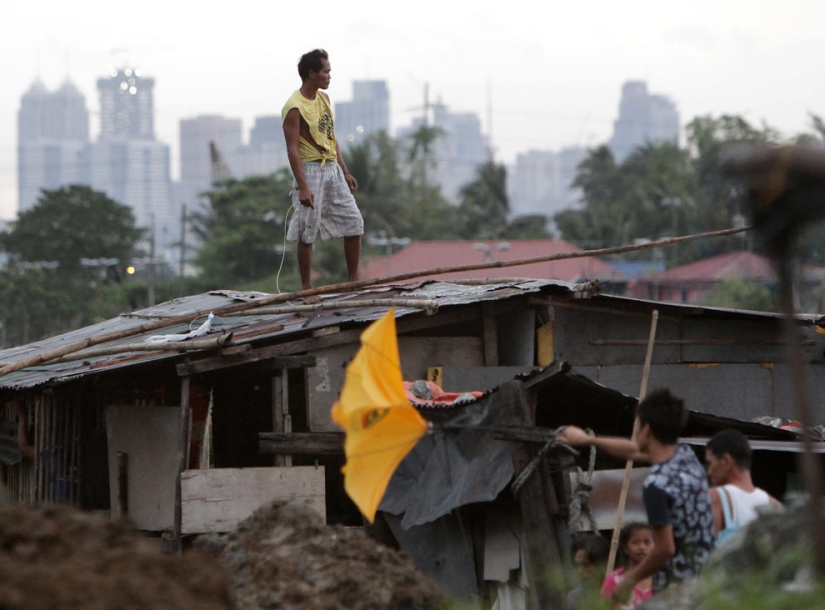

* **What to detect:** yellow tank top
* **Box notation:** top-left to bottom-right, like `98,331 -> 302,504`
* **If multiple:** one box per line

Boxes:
281,90 -> 338,165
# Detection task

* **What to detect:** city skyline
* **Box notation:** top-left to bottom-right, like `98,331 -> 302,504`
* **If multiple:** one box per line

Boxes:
2,0 -> 823,219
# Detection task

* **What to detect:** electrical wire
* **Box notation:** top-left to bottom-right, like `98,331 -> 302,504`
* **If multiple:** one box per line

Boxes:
275,204 -> 294,297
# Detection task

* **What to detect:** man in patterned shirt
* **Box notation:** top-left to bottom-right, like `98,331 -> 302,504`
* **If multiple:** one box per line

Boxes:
558,388 -> 715,601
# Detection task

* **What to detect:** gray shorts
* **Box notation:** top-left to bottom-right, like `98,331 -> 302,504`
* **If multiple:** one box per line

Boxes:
287,163 -> 364,244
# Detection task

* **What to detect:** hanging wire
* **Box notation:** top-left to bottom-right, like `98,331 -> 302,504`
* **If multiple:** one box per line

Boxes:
510,426 -> 579,496
567,428 -> 600,535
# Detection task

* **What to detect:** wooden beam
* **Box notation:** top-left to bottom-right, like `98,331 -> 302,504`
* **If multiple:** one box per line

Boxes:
590,338 -> 815,346
481,304 -> 499,366
173,376 -> 191,552
259,432 -> 344,455
498,380 -> 565,608
176,353 -> 316,376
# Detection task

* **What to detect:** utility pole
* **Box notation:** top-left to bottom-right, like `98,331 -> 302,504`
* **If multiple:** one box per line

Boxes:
179,203 -> 187,295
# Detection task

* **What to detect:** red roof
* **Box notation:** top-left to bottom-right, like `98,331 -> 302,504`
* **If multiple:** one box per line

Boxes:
647,250 -> 775,282
361,240 -> 627,283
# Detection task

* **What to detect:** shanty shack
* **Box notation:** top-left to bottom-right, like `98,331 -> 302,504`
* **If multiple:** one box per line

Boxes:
0,278 -> 822,606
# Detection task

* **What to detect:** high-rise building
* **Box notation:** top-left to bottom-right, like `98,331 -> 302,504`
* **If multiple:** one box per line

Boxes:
237,115 -> 288,178
97,67 -> 155,141
508,146 -> 587,219
17,78 -> 90,212
335,80 -> 390,147
17,68 -> 174,263
608,81 -> 679,163
87,140 -> 172,243
92,66 -> 173,258
397,101 -> 490,204
179,115 -> 243,208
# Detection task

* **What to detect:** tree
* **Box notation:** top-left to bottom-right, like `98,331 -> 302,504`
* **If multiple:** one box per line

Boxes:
346,130 -> 457,246
190,171 -> 296,288
0,186 -> 144,344
456,160 -> 510,239
2,185 -> 144,273
555,115 -> 782,266
699,278 -> 776,312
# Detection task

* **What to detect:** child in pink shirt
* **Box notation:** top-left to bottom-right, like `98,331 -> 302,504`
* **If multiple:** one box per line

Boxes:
601,522 -> 654,609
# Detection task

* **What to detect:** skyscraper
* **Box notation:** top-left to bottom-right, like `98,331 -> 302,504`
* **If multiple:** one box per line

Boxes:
97,67 -> 155,140
89,66 -> 173,257
179,115 -> 243,209
508,146 -> 587,219
335,80 -> 390,146
17,78 -> 90,212
241,115 -> 289,176
608,81 -> 679,163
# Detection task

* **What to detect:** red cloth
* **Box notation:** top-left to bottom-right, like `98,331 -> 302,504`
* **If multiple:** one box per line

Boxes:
402,380 -> 482,406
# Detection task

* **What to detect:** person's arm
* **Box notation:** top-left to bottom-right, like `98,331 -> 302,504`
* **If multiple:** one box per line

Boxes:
709,487 -> 724,534
557,425 -> 650,462
283,108 -> 314,209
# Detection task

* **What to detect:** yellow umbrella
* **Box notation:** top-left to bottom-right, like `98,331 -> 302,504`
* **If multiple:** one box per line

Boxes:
331,308 -> 428,522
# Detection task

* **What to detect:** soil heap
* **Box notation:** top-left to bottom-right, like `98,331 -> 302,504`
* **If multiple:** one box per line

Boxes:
195,499 -> 447,610
0,503 -> 234,609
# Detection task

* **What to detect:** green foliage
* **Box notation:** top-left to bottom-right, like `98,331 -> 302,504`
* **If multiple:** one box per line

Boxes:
189,170 -> 297,289
699,278 -> 777,312
456,160 -> 510,239
2,185 -> 144,273
554,115 -> 784,264
0,186 -> 144,345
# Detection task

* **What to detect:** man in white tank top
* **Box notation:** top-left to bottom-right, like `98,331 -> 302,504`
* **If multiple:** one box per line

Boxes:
705,429 -> 782,545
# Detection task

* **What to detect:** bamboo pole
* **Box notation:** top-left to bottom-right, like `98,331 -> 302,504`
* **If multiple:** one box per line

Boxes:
0,226 -> 747,379
220,298 -> 439,316
50,333 -> 235,364
605,310 -> 659,577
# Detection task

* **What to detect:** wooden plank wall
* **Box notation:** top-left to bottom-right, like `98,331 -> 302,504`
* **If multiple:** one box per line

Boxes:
181,466 -> 325,534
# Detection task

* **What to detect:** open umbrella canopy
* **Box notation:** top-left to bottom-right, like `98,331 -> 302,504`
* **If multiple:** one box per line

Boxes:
331,308 -> 428,522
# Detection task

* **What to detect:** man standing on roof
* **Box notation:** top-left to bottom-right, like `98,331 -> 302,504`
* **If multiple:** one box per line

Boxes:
558,389 -> 715,602
705,429 -> 782,545
282,49 -> 364,301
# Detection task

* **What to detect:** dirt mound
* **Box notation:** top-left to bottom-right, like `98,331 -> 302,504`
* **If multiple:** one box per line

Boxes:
195,499 -> 447,610
0,504 -> 234,609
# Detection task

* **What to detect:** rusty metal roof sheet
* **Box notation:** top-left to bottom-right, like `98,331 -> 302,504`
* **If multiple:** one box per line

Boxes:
0,278 -> 818,391
0,280 -> 560,390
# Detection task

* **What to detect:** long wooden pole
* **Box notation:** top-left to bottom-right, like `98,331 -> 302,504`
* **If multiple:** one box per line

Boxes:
0,227 -> 745,379
605,309 -> 659,577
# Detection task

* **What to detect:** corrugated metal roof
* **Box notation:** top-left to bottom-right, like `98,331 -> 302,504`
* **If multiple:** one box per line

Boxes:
0,278 -> 819,391
0,280 -> 561,390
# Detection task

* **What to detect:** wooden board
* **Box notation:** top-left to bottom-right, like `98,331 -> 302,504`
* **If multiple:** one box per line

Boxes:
106,405 -> 181,531
307,336 -> 484,431
181,466 -> 325,534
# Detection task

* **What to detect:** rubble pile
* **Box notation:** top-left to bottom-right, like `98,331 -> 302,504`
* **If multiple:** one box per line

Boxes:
0,504 -> 234,609
195,499 -> 447,610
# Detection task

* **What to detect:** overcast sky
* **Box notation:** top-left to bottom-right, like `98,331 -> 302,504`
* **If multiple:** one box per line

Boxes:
1,0 -> 823,220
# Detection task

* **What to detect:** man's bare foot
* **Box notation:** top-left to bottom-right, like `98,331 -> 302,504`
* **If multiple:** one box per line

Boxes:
303,295 -> 321,305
